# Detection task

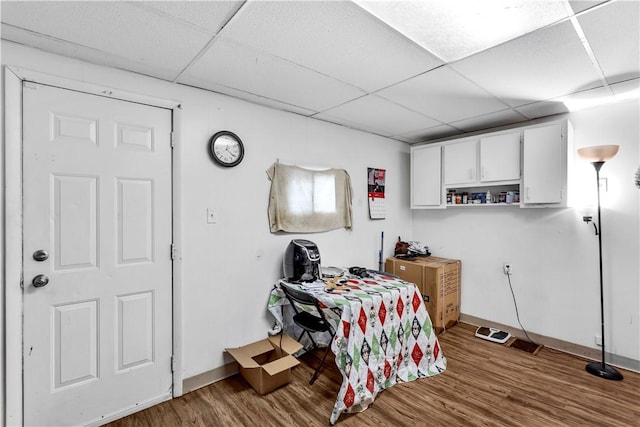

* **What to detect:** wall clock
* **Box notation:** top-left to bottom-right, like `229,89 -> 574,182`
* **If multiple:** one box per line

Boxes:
209,131 -> 244,167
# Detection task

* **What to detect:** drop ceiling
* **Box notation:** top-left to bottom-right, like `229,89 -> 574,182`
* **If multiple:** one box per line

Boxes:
1,0 -> 638,143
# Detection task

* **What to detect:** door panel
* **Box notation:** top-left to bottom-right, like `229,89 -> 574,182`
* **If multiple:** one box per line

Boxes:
23,83 -> 173,426
53,174 -> 99,270
52,300 -> 99,390
480,132 -> 521,182
523,124 -> 562,204
52,112 -> 98,145
117,291 -> 154,371
443,140 -> 477,185
411,144 -> 442,207
117,178 -> 154,264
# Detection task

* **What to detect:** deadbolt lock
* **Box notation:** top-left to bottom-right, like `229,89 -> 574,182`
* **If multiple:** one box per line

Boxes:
33,250 -> 49,262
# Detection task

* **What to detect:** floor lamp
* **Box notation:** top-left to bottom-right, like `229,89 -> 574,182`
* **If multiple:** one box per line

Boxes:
577,144 -> 623,381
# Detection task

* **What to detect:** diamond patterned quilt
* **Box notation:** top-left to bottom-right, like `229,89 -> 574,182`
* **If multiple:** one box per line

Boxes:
268,272 -> 446,424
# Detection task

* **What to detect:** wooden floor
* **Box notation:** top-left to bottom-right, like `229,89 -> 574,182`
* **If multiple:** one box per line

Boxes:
107,324 -> 640,426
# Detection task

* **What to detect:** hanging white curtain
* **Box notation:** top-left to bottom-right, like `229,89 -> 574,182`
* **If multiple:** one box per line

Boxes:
267,162 -> 353,233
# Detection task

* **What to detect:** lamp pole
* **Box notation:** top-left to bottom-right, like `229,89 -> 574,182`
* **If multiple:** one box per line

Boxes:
594,162 -> 607,370
585,161 -> 623,381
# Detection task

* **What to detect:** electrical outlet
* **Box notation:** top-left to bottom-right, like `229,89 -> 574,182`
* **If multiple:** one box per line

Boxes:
503,263 -> 512,275
207,208 -> 217,224
595,335 -> 602,346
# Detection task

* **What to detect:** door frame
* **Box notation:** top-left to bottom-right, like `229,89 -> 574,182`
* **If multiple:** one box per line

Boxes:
3,66 -> 184,426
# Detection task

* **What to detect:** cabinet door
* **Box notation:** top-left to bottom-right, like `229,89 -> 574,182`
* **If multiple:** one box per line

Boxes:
480,132 -> 520,182
523,124 -> 563,204
443,140 -> 477,185
411,144 -> 442,208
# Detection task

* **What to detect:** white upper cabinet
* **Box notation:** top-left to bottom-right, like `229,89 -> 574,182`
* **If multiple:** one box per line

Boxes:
443,132 -> 521,187
522,123 -> 567,206
410,119 -> 569,209
411,144 -> 443,209
480,132 -> 521,182
443,140 -> 477,185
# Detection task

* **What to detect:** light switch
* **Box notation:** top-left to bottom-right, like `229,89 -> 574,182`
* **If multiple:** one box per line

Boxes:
207,208 -> 218,224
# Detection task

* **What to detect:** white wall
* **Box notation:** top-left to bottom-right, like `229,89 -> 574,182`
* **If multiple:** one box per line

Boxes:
4,41 -> 638,398
412,100 -> 640,364
1,41 -> 413,381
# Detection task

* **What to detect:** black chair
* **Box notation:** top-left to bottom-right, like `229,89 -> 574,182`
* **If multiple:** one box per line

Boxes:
280,283 -> 335,384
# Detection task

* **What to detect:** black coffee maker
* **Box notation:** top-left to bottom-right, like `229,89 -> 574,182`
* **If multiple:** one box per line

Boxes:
283,239 -> 321,282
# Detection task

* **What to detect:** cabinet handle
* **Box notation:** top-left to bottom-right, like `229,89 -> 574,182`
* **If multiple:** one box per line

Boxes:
526,187 -> 530,201
481,166 -> 485,179
469,168 -> 473,180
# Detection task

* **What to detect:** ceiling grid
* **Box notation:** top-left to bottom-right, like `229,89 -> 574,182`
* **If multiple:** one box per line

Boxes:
1,0 -> 637,143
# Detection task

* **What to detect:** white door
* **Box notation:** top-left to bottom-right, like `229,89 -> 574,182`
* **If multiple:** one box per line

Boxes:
411,144 -> 442,208
22,83 -> 173,426
523,124 -> 563,204
480,132 -> 521,182
443,140 -> 477,185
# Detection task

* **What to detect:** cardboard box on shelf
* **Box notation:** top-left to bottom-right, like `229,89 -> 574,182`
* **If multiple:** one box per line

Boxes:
225,334 -> 303,395
385,256 -> 461,333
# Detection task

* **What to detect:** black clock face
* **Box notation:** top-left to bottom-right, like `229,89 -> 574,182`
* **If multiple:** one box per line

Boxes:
209,131 -> 244,167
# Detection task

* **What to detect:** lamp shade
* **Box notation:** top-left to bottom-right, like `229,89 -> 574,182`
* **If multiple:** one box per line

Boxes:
577,145 -> 619,162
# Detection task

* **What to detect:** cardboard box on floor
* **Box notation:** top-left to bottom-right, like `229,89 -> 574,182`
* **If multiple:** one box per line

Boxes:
226,334 -> 303,395
385,256 -> 461,333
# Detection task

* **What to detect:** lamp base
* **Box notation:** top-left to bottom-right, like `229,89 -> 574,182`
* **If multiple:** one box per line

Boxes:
586,361 -> 623,381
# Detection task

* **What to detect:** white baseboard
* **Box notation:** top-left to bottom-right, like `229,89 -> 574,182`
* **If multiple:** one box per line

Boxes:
182,362 -> 239,394
460,314 -> 640,373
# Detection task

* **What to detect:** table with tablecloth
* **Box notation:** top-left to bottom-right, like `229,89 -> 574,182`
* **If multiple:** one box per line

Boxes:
268,271 -> 447,424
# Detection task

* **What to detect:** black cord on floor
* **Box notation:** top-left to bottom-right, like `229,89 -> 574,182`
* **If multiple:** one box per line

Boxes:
506,273 -> 566,355
506,271 -> 538,345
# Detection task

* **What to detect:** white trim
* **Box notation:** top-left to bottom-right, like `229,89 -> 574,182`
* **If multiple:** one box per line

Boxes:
4,66 -> 24,427
3,66 -> 185,424
182,362 -> 238,395
459,314 -> 640,373
85,392 -> 172,427
5,66 -> 180,110
171,105 -> 184,398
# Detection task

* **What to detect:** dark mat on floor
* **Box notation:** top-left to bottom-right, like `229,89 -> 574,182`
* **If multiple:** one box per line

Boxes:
507,338 -> 543,355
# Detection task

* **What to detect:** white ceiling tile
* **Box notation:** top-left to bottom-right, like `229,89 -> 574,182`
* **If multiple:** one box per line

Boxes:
569,1 -> 608,14
516,81 -> 639,117
131,1 -> 244,34
0,1 -> 212,80
179,38 -> 365,113
395,125 -> 464,144
312,118 -> 391,138
356,0 -> 572,62
554,85 -> 615,111
219,1 -> 442,92
0,23 -> 181,81
452,21 -> 603,107
578,0 -> 640,84
449,109 -> 528,132
376,66 -> 509,123
314,95 -> 440,137
0,0 -> 630,138
610,78 -> 640,101
390,135 -> 414,143
515,100 -> 570,120
177,80 -> 318,117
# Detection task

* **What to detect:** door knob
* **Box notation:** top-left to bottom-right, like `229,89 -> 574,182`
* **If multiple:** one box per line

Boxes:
32,274 -> 49,288
33,250 -> 49,262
